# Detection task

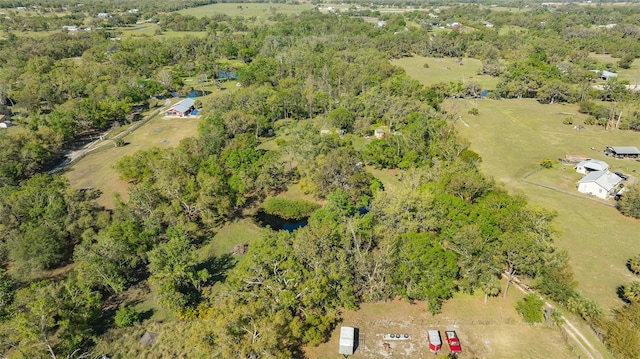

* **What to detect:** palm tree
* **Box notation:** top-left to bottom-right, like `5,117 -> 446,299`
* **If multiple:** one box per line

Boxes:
627,255 -> 640,275
623,281 -> 640,303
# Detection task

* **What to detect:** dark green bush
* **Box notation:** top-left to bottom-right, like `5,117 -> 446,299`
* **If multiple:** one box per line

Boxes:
516,294 -> 544,323
114,305 -> 140,328
262,198 -> 320,220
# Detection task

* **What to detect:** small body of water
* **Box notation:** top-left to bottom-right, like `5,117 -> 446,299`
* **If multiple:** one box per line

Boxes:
254,211 -> 308,232
169,90 -> 210,98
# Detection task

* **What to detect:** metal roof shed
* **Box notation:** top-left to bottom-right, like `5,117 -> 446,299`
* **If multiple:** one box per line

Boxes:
339,326 -> 355,355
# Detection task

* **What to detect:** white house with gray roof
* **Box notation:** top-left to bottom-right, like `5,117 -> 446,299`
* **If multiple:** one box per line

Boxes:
577,170 -> 624,199
575,159 -> 609,174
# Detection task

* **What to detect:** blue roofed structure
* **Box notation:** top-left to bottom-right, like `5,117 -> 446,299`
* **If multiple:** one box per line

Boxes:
166,98 -> 196,117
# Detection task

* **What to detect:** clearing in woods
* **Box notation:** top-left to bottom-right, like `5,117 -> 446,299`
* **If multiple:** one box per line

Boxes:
305,289 -> 597,359
177,2 -> 313,18
391,56 -> 501,90
63,110 -> 200,209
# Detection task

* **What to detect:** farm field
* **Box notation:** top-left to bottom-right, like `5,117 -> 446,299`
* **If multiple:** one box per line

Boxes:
447,97 -> 640,311
391,56 -> 500,90
177,2 -> 313,18
63,111 -> 200,208
306,290 -> 582,359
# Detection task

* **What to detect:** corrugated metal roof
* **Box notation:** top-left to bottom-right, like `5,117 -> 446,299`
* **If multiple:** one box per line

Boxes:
576,159 -> 609,171
578,170 -> 623,191
169,98 -> 195,114
609,146 -> 640,155
339,327 -> 355,355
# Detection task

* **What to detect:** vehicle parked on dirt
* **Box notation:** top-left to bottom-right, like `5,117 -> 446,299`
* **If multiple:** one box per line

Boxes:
428,330 -> 442,354
445,330 -> 462,353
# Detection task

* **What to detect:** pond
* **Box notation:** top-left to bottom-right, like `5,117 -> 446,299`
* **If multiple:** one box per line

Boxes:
254,211 -> 308,232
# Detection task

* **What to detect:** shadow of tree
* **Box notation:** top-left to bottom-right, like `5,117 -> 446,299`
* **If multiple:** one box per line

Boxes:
197,253 -> 236,286
616,284 -> 631,304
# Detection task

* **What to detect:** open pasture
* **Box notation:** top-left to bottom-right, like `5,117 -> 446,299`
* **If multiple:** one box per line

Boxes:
391,56 -> 500,90
118,23 -> 209,39
450,98 -> 640,311
177,2 -> 313,18
64,112 -> 200,209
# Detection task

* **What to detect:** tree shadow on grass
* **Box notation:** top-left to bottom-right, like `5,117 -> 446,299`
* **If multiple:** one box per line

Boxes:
616,285 -> 631,304
197,253 -> 236,285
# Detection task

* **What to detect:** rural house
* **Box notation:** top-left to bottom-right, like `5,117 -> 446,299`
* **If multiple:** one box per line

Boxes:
575,159 -> 609,174
605,146 -> 640,158
166,98 -> 196,117
590,70 -> 618,81
577,170 -> 624,199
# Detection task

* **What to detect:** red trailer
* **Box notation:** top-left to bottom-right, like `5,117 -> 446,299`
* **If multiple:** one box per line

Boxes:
427,330 -> 442,354
445,330 -> 462,354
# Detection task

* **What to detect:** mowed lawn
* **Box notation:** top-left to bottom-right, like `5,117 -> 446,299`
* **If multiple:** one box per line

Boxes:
306,289 -> 585,359
391,56 -> 501,90
64,114 -> 200,208
177,2 -> 313,18
450,98 -> 640,311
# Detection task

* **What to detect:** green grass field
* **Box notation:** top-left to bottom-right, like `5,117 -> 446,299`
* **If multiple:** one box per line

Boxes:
384,48 -> 640,313
589,53 -> 640,83
63,112 -> 200,209
118,23 -> 209,39
391,56 -> 501,90
177,2 -> 313,18
306,288 -> 599,359
448,98 -> 640,311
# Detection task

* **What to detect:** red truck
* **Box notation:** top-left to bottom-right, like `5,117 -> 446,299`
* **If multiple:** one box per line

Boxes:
445,330 -> 462,354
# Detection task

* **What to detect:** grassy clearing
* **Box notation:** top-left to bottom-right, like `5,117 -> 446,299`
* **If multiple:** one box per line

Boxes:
306,288 -> 580,359
93,320 -> 204,359
391,56 -> 500,90
450,98 -> 640,311
177,3 -> 313,18
63,113 -> 200,209
197,218 -> 262,261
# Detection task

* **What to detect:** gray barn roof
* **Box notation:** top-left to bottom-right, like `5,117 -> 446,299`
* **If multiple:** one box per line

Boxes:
578,170 -> 623,192
608,146 -> 640,155
169,98 -> 195,114
576,159 -> 609,171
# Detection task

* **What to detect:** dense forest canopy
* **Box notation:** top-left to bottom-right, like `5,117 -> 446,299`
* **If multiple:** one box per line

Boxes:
0,2 -> 639,358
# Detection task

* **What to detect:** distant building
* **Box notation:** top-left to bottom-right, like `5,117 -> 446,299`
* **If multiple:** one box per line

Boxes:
97,12 -> 109,18
590,70 -> 618,81
605,146 -> 640,159
374,128 -> 385,139
166,98 -> 196,117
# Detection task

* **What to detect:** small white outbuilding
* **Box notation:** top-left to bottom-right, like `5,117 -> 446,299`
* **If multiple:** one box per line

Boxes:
575,159 -> 609,174
339,326 -> 355,355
